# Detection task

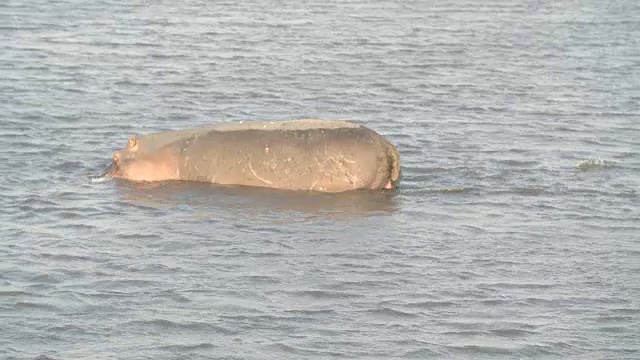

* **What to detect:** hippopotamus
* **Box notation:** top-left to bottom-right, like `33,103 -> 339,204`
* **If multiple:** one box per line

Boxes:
108,119 -> 401,192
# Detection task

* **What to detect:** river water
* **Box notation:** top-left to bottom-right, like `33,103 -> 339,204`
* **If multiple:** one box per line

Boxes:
1,0 -> 639,359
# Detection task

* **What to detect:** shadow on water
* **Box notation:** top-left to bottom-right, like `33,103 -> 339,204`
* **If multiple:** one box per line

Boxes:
112,180 -> 400,221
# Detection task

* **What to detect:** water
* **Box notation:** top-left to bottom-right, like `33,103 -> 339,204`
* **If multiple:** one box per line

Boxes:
1,0 -> 639,359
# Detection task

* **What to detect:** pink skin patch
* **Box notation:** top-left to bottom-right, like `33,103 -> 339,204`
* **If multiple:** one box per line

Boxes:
384,180 -> 394,189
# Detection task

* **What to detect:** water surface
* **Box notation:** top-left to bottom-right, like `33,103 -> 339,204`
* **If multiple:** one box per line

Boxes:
1,0 -> 639,359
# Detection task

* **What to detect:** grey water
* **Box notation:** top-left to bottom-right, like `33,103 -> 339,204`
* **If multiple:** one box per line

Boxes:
1,0 -> 639,359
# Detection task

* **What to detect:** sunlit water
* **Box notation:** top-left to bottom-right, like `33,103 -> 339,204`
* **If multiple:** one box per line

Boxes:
1,1 -> 639,359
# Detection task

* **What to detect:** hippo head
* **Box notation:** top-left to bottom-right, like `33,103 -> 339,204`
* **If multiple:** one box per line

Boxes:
109,137 -> 178,182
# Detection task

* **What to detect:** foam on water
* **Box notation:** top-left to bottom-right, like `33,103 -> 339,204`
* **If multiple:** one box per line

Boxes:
89,174 -> 112,183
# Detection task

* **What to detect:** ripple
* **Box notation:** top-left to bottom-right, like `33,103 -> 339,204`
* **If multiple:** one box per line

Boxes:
489,328 -> 538,338
271,343 -> 346,357
154,342 -> 217,351
284,309 -> 336,315
478,282 -> 556,290
293,290 -> 364,300
14,301 -> 61,311
2,0 -> 639,359
446,344 -> 516,355
126,319 -> 238,335
441,187 -> 470,193
0,289 -> 32,297
364,307 -> 419,319
33,355 -> 57,360
405,300 -> 456,309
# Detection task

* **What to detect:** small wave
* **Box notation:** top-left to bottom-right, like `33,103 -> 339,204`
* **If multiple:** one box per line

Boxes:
89,165 -> 113,183
54,161 -> 84,170
15,301 -> 60,311
576,158 -> 619,170
401,348 -> 443,357
597,326 -> 630,333
155,342 -> 217,352
405,300 -> 456,309
478,282 -> 555,290
512,185 -> 546,195
0,289 -> 31,297
284,308 -> 336,315
447,344 -> 515,355
365,307 -> 419,318
442,187 -> 469,193
441,330 -> 489,336
238,275 -> 280,284
489,328 -> 538,337
294,290 -> 363,299
34,355 -> 57,360
271,343 -> 345,357
89,175 -> 111,183
126,319 -> 237,335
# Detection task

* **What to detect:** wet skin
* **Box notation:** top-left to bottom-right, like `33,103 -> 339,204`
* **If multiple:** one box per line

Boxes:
110,120 -> 401,192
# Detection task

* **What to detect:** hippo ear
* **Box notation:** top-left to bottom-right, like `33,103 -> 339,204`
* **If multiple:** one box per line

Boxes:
128,137 -> 139,151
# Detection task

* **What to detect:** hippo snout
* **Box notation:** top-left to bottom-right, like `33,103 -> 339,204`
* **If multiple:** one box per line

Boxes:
110,152 -> 123,176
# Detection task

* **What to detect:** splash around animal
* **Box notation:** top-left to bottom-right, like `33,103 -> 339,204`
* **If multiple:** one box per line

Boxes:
107,119 -> 401,192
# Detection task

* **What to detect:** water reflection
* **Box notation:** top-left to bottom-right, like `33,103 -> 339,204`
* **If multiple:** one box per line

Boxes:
114,180 -> 400,221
